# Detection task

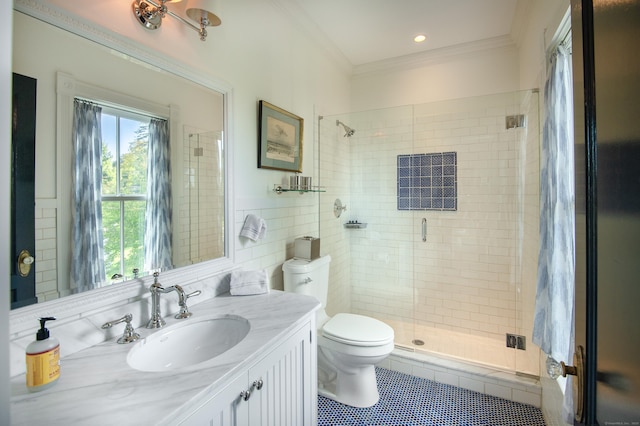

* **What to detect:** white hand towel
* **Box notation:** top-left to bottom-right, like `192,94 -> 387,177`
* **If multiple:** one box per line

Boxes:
240,214 -> 267,241
230,269 -> 270,296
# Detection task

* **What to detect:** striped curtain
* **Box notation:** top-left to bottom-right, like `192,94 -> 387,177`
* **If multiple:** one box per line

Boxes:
532,45 -> 575,421
144,118 -> 173,271
71,99 -> 105,292
533,44 -> 575,361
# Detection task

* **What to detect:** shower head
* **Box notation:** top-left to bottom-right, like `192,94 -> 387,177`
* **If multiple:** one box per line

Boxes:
336,120 -> 356,137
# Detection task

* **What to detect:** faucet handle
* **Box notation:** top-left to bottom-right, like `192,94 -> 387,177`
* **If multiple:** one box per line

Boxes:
102,313 -> 140,344
187,289 -> 202,300
175,286 -> 202,319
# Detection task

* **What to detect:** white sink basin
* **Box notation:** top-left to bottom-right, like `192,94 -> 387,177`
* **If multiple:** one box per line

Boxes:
127,315 -> 250,372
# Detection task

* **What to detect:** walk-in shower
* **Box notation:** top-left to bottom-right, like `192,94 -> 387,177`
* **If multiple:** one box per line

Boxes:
319,90 -> 540,377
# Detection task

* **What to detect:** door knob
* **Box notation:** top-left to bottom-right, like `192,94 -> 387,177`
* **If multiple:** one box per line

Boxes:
17,249 -> 35,277
546,345 -> 585,422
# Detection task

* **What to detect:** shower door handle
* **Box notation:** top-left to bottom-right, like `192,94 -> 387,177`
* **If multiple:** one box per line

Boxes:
422,218 -> 427,242
546,346 -> 585,423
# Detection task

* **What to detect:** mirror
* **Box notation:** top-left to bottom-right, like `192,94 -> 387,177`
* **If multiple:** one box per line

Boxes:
11,6 -> 230,307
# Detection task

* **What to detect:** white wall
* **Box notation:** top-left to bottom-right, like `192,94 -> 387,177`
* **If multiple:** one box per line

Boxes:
318,114 -> 354,316
350,42 -> 519,111
516,0 -> 571,91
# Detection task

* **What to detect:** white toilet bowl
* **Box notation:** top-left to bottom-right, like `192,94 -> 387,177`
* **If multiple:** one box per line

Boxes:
317,313 -> 394,407
282,257 -> 395,408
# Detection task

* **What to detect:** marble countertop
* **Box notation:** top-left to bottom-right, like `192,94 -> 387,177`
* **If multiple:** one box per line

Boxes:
10,290 -> 320,426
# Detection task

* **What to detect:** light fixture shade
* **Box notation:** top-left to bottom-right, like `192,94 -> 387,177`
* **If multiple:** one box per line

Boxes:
186,0 -> 221,27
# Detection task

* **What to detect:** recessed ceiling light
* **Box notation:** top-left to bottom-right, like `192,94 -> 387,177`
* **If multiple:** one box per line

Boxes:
414,34 -> 427,43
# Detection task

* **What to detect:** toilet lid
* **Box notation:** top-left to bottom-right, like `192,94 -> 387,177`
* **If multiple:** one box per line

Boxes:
322,313 -> 394,346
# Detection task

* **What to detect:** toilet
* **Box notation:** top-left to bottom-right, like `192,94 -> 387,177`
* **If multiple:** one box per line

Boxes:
283,255 -> 394,408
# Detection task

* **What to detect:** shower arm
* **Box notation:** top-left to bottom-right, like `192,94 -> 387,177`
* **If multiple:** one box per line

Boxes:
336,120 -> 355,137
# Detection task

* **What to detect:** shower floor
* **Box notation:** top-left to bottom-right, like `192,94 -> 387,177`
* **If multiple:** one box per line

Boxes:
385,319 -> 539,376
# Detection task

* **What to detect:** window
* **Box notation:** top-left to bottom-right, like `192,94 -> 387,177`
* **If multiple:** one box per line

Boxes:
100,107 -> 151,281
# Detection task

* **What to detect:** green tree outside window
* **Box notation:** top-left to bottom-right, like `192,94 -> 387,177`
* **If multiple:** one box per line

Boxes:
101,110 -> 150,282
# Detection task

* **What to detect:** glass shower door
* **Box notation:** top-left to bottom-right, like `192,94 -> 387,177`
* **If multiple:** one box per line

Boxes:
410,91 -> 539,377
319,106 -> 417,345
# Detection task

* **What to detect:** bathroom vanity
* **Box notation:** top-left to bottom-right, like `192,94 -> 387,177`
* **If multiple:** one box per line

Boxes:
10,291 -> 319,425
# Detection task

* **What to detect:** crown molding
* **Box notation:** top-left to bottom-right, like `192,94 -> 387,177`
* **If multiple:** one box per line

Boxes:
352,35 -> 517,77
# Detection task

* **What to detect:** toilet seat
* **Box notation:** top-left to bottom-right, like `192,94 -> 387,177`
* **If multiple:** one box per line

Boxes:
322,313 -> 394,347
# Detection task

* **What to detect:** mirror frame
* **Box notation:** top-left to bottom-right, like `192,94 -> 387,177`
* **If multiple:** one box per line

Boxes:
11,0 -> 235,330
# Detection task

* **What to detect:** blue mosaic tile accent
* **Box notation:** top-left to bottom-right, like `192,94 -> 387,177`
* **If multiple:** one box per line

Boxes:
398,152 -> 457,211
318,367 -> 546,426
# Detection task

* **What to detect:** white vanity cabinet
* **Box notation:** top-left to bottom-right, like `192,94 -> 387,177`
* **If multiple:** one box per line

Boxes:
179,320 -> 316,426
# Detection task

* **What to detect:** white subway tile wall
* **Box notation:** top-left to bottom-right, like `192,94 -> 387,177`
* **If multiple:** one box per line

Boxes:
35,205 -> 58,301
235,200 -> 320,290
180,128 -> 225,267
319,116 -> 353,317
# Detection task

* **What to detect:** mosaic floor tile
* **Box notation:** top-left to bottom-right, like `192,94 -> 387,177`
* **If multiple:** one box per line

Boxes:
318,367 -> 546,426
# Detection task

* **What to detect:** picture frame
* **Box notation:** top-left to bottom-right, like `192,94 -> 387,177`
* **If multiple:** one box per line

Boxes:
258,100 -> 304,172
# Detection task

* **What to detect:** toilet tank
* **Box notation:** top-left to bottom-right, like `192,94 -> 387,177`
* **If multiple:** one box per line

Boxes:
282,255 -> 331,308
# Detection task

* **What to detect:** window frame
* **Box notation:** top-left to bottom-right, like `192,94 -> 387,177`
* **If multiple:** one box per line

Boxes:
99,105 -> 157,280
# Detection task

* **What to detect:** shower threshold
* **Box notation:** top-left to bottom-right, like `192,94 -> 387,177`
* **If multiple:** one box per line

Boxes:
380,347 -> 542,408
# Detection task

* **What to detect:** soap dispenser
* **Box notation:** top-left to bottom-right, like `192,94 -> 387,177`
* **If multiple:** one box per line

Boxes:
26,317 -> 60,392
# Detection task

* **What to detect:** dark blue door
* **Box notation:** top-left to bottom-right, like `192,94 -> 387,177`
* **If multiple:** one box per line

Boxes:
11,73 -> 37,309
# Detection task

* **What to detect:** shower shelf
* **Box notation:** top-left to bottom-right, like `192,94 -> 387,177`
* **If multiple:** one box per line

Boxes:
344,222 -> 367,229
273,185 -> 326,195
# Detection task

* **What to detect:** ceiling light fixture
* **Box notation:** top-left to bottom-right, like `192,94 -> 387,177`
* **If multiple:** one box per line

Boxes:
413,34 -> 427,43
132,0 -> 221,41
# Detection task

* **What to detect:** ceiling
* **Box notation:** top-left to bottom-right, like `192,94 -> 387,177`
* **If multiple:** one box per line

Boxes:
287,0 -> 521,67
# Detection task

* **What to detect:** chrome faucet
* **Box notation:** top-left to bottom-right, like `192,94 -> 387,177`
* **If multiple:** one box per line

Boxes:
147,272 -> 177,329
146,272 -> 203,328
174,285 -> 202,319
102,313 -> 140,344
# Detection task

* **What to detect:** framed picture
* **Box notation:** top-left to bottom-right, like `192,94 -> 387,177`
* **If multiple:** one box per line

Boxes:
258,100 -> 304,172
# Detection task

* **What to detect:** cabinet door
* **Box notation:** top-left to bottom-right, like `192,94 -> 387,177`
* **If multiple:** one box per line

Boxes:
179,373 -> 249,426
248,322 -> 314,426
